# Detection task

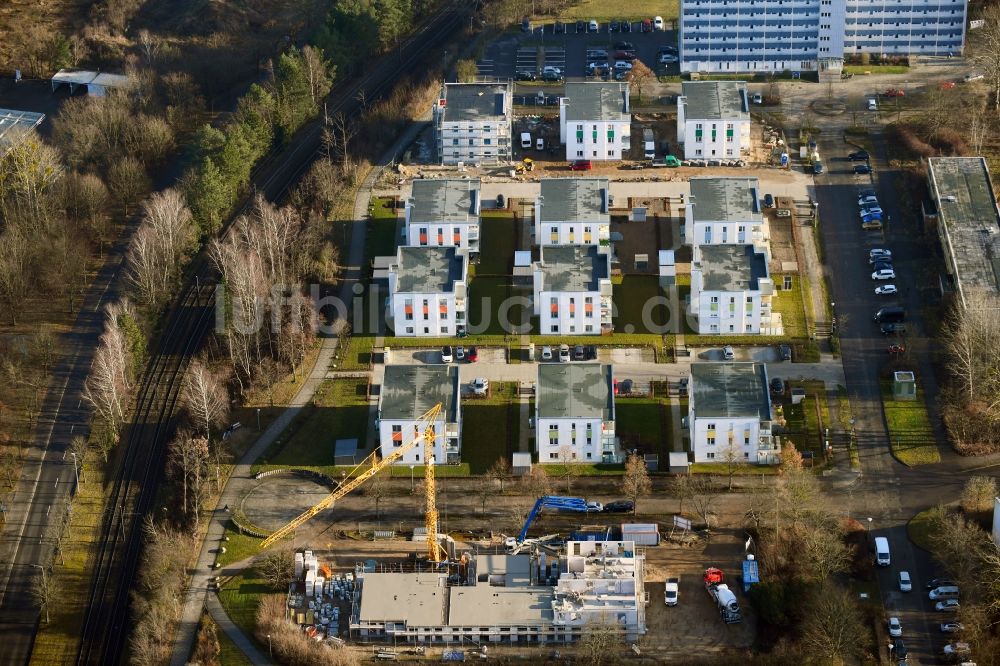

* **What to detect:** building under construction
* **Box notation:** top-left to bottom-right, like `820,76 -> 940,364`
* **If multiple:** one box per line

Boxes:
349,540 -> 646,645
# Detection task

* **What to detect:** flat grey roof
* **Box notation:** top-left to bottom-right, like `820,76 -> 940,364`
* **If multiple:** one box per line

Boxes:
441,83 -> 511,122
537,363 -> 613,420
448,586 -> 554,627
410,179 -> 480,225
358,573 -> 446,625
697,245 -> 768,292
393,246 -> 464,293
380,365 -> 459,422
536,246 -> 608,292
690,362 -> 770,420
539,178 -> 610,224
0,109 -> 44,158
681,81 -> 749,120
562,82 -> 630,122
689,177 -> 761,223
926,157 -> 1000,298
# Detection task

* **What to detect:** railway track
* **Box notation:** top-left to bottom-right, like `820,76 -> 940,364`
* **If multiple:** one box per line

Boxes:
73,6 -> 466,664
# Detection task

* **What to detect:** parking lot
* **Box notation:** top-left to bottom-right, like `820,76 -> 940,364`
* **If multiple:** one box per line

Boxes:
478,25 -> 680,81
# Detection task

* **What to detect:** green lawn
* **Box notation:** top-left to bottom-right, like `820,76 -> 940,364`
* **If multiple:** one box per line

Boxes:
366,196 -> 398,260
218,569 -> 270,639
468,277 -> 526,336
387,463 -> 471,477
907,507 -> 937,551
772,275 -> 808,338
538,463 -> 625,475
216,522 -> 265,567
256,380 -> 369,470
689,463 -> 779,475
776,381 -> 829,460
616,397 -> 666,457
218,625 -> 254,666
844,65 -> 910,74
461,382 -> 521,473
881,382 -> 940,465
556,0 -> 678,22
478,213 -> 516,275
613,275 -> 672,335
336,333 -> 376,371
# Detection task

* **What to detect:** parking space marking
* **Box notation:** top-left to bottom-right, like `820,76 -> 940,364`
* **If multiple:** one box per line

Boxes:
477,59 -> 495,76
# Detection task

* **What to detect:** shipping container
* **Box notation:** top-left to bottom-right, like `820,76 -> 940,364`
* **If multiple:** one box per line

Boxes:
622,523 -> 660,546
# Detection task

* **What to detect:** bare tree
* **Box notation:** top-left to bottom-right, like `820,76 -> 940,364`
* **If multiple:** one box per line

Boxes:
961,475 -> 998,514
720,440 -> 749,491
487,457 -> 512,493
69,435 -> 89,484
126,188 -> 197,312
557,445 -> 579,494
365,470 -> 388,521
30,566 -> 55,623
579,621 -> 625,666
621,453 -> 651,513
800,523 -> 852,581
520,465 -> 551,497
107,155 -> 150,216
799,583 -> 867,662
928,508 -> 992,588
971,3 -> 1000,110
82,300 -> 138,442
183,359 -> 230,441
688,476 -> 717,528
326,112 -> 358,170
669,474 -> 696,515
257,547 -> 296,589
625,60 -> 655,102
167,431 -> 210,527
0,135 -> 63,224
0,223 -> 31,325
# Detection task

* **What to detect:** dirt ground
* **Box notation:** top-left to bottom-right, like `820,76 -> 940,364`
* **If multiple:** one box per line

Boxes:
767,214 -> 799,268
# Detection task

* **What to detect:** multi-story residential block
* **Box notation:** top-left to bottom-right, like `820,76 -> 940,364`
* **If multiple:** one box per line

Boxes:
532,246 -> 612,335
688,362 -> 778,465
677,82 -> 751,160
679,0 -> 967,75
433,82 -> 513,165
404,179 -> 481,257
687,177 -> 768,253
559,82 -> 631,161
690,244 -> 774,334
535,178 -> 611,247
925,157 -> 1000,307
535,363 -> 619,463
387,247 -> 468,337
377,365 -> 461,465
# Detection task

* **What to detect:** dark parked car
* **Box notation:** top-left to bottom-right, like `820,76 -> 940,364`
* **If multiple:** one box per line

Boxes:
779,344 -> 792,361
854,164 -> 872,174
892,639 -> 907,661
881,323 -> 906,336
604,500 -> 635,513
770,377 -> 785,395
496,193 -> 505,208
586,345 -> 598,360
516,71 -> 537,81
613,41 -> 635,50
620,20 -> 632,32
927,578 -> 958,590
609,21 -> 619,31
614,378 -> 633,395
848,150 -> 870,161
542,71 -> 563,82
554,21 -> 565,33
763,193 -> 775,208
613,50 -> 636,61
522,16 -> 530,32
573,345 -> 586,361
576,20 -> 586,32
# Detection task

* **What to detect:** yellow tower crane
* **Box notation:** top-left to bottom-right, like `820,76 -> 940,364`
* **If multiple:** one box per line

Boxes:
259,403 -> 446,563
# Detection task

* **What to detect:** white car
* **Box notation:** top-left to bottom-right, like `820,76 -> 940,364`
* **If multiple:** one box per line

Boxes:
723,345 -> 735,360
588,19 -> 599,32
875,284 -> 898,295
872,269 -> 896,280
858,194 -> 879,207
940,622 -> 964,633
888,617 -> 902,637
659,53 -> 678,64
558,344 -> 571,362
936,599 -> 961,612
653,15 -> 664,30
664,578 -> 679,606
541,345 -> 553,361
586,501 -> 603,512
869,248 -> 892,262
859,206 -> 883,218
613,60 -> 633,71
868,98 -> 878,111
471,378 -> 489,396
898,570 -> 912,592
542,65 -> 562,76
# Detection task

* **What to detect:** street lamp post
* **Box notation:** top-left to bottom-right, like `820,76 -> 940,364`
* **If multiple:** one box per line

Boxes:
409,465 -> 415,493
866,517 -> 873,543
70,452 -> 79,487
267,633 -> 272,657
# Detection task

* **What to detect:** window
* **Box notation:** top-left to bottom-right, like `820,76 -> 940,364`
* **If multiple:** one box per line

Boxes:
391,425 -> 403,445
423,299 -> 430,320
584,226 -> 592,243
576,150 -> 584,157
710,296 -> 719,312
452,139 -> 459,145
418,228 -> 428,245
440,326 -> 448,334
585,297 -> 594,315
706,452 -> 715,460
484,138 -> 491,145
695,149 -> 702,156
549,452 -> 559,460
404,300 -> 414,321
703,227 -> 711,244
707,436 -> 716,445
551,325 -> 558,332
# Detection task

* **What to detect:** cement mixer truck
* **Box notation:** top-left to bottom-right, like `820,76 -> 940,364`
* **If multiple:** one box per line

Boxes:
704,568 -> 742,624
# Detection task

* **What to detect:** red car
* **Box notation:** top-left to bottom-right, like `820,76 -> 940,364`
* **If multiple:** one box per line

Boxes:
888,344 -> 906,354
941,81 -> 956,89
641,19 -> 652,32
570,160 -> 593,171
466,346 -> 478,362
883,88 -> 905,97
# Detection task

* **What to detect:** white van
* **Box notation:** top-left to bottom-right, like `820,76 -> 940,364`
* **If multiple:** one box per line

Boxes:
520,132 -> 532,149
928,585 -> 960,600
874,536 -> 890,566
867,98 -> 878,111
536,137 -> 545,151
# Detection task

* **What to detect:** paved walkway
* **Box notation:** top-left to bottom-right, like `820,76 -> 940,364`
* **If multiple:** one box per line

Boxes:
205,595 -> 270,665
169,120 -> 432,665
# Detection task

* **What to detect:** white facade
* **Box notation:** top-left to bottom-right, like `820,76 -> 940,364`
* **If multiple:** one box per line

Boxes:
679,0 -> 967,74
536,364 -> 619,463
690,245 -> 774,335
535,178 -> 611,247
687,177 -> 769,254
559,82 -> 631,161
376,411 -> 459,466
387,247 -> 468,337
404,179 -> 481,255
378,365 -> 461,465
433,82 -> 513,165
688,363 -> 777,465
532,247 -> 612,336
677,82 -> 751,160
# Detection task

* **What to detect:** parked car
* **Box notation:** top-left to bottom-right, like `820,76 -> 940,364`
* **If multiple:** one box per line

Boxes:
653,15 -> 664,30
586,501 -> 603,512
927,578 -> 957,590
859,205 -> 883,217
664,578 -> 679,606
892,639 -> 907,661
613,40 -> 635,50
620,20 -> 631,32
542,71 -> 563,82
659,53 -> 678,64
929,585 -> 960,600
770,377 -> 785,395
723,345 -> 735,360
883,88 -> 905,97
898,571 -> 912,592
869,248 -> 892,262
521,16 -> 530,32
441,346 -> 453,363
858,194 -> 879,207
872,261 -> 893,273
588,19 -> 599,32
614,378 -> 633,395
613,60 -> 633,71
554,21 -> 565,33
573,344 -> 586,361
515,71 -> 537,81
467,346 -> 478,362
587,48 -> 608,59
471,378 -> 489,396
764,193 -> 775,208
558,344 -> 571,362
609,20 -> 619,31
848,150 -> 870,161
613,50 -> 636,61
603,500 -> 634,513
875,284 -> 898,295
779,344 -> 792,361
570,160 -> 593,171
872,269 -> 896,280
888,344 -> 905,355
751,93 -> 763,104
941,81 -> 956,89
576,20 -> 586,32
455,346 -> 466,362
641,18 -> 652,32
881,323 -> 906,336
939,622 -> 964,633
887,617 -> 902,638
854,164 -> 872,174
541,345 -> 553,361
936,599 -> 961,612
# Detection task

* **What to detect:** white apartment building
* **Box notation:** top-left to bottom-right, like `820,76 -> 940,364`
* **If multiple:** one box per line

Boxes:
690,244 -> 775,335
532,246 -> 612,336
535,178 -> 611,247
387,246 -> 468,337
404,179 -> 481,257
535,363 -> 619,463
679,0 -> 967,74
688,362 -> 777,465
433,82 -> 513,165
559,82 -> 631,161
677,82 -> 751,160
687,177 -> 769,253
377,365 -> 461,465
